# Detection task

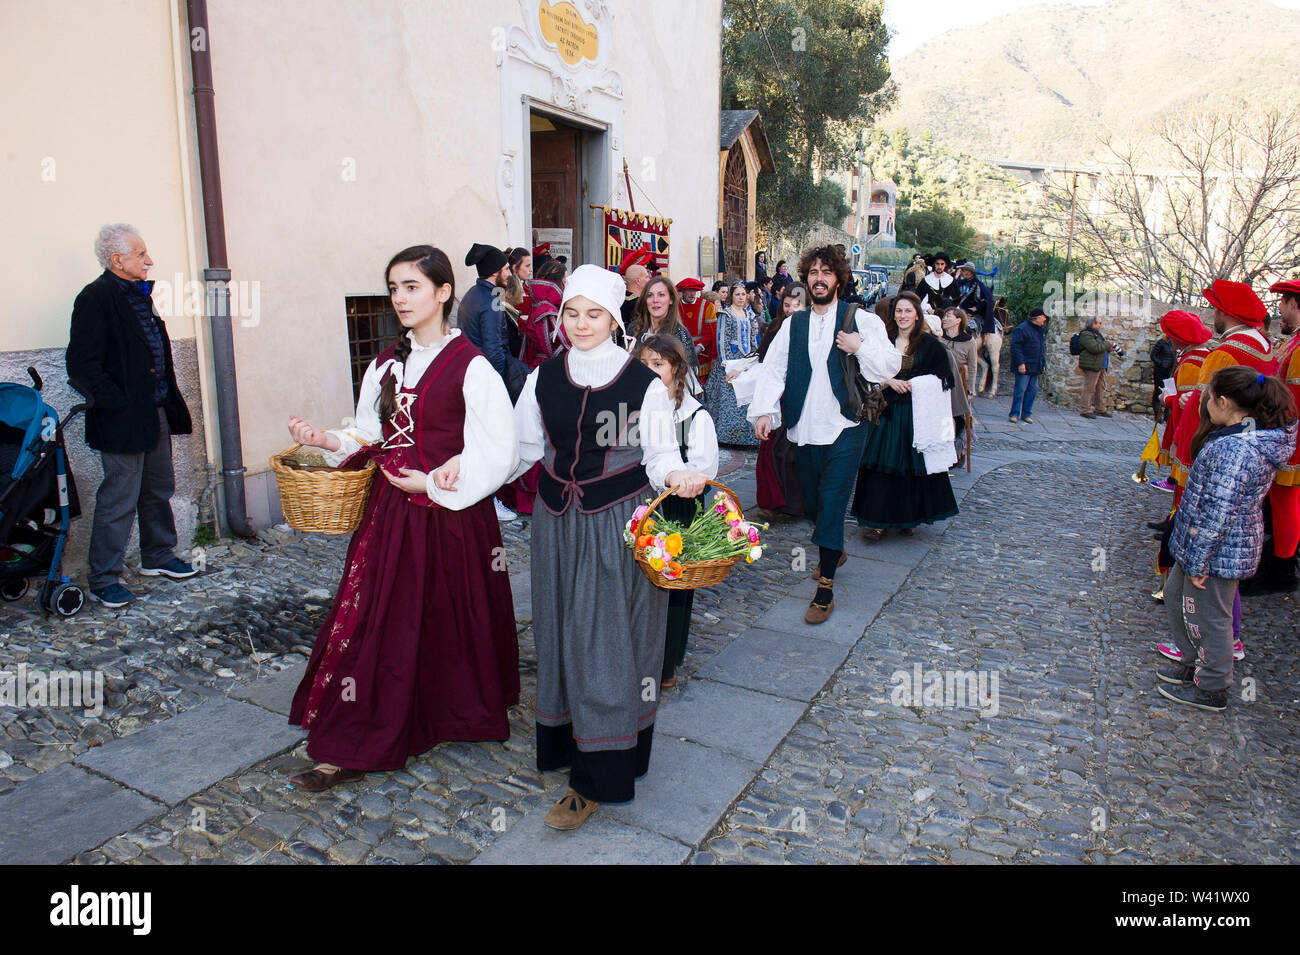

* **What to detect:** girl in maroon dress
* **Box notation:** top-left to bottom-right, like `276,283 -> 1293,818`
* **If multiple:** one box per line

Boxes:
284,245 -> 520,791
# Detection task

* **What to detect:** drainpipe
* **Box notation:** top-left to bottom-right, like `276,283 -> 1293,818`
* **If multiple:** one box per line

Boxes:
186,0 -> 253,537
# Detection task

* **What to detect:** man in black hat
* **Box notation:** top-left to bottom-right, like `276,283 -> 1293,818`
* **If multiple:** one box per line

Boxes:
918,251 -> 957,314
460,242 -> 529,521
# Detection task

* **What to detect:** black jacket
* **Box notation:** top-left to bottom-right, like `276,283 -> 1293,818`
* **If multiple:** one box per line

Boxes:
66,271 -> 192,454
460,277 -> 529,402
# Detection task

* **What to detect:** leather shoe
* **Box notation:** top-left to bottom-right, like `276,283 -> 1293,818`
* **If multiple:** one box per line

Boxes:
862,527 -> 884,542
544,789 -> 600,830
289,766 -> 366,792
804,576 -> 835,624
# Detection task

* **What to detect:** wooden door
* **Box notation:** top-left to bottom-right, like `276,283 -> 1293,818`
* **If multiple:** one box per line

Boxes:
722,146 -> 748,279
531,127 -> 582,256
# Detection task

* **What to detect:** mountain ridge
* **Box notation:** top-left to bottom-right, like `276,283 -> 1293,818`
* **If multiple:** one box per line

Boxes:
884,0 -> 1300,163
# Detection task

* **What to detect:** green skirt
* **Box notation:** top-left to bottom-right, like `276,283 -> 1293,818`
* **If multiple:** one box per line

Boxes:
851,400 -> 958,528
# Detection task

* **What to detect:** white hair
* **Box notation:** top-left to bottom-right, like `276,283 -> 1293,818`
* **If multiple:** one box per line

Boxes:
94,223 -> 140,269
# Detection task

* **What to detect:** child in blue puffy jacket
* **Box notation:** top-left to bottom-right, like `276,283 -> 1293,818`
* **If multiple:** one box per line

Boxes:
1159,366 -> 1297,711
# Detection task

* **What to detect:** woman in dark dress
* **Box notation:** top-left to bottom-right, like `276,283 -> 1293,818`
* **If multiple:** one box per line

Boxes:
852,291 -> 959,540
284,246 -> 520,791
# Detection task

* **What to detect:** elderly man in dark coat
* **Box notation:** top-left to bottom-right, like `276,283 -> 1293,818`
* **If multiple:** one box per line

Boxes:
66,224 -> 197,608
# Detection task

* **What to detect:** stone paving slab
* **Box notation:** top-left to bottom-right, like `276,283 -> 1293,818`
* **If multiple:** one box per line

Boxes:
753,557 -> 911,644
841,527 -> 945,567
471,799 -> 691,865
74,695 -> 305,804
600,736 -> 759,844
229,663 -> 307,717
694,627 -> 851,702
0,763 -> 162,864
656,679 -> 807,763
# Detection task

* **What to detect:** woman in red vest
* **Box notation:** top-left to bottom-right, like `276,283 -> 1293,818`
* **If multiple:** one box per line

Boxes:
283,245 -> 521,791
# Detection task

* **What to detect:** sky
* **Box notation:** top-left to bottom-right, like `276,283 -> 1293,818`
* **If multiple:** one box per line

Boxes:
883,0 -> 1300,59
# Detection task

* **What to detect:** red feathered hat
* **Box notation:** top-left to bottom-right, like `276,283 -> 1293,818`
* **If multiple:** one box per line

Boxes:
675,277 -> 705,291
1269,277 -> 1300,298
1159,310 -> 1212,347
618,247 -> 655,276
1202,279 -> 1267,326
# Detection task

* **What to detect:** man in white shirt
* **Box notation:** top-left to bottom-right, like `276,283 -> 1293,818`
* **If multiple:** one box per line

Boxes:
749,245 -> 902,624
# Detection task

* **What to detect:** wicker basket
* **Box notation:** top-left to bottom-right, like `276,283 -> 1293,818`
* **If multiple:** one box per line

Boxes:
632,479 -> 746,591
270,444 -> 375,534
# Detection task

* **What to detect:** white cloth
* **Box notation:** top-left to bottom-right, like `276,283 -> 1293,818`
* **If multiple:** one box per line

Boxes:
674,393 -> 720,479
910,373 -> 957,474
511,337 -> 687,490
321,329 -> 519,510
747,299 -> 903,447
729,363 -> 763,407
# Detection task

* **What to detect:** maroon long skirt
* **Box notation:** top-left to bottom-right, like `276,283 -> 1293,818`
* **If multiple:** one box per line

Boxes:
756,427 -> 804,516
288,478 -> 520,771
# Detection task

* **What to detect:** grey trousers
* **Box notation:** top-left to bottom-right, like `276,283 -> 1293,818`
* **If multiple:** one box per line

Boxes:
1164,563 -> 1237,691
88,407 -> 178,589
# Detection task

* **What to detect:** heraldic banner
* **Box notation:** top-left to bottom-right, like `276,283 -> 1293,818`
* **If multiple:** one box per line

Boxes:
595,205 -> 671,273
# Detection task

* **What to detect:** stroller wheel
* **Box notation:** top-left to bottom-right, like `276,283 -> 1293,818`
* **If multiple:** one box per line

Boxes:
47,582 -> 85,617
1,578 -> 29,602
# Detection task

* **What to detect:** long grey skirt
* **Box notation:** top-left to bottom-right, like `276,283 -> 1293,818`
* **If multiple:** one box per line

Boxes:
532,498 -> 669,798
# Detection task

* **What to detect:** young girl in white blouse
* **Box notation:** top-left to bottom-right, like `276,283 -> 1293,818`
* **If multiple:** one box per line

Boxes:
283,245 -> 520,792
511,264 -> 709,831
633,334 -> 719,689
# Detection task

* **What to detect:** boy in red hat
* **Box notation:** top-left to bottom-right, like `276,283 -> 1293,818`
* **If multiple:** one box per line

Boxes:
675,277 -> 717,382
1240,278 -> 1300,593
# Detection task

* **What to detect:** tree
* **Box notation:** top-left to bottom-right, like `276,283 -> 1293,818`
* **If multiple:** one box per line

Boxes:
1000,247 -> 1087,326
723,0 -> 893,237
1041,103 -> 1300,303
896,202 -> 979,258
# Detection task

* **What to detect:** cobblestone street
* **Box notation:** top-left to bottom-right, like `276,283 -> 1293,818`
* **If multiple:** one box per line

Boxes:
2,399 -> 1296,865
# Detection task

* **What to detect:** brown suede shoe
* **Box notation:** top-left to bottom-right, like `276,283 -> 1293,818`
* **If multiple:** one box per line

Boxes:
544,789 -> 600,830
289,766 -> 366,792
811,551 -> 848,579
804,576 -> 835,624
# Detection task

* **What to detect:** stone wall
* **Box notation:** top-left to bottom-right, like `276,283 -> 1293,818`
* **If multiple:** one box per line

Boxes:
1036,296 -> 1216,414
0,342 -> 209,577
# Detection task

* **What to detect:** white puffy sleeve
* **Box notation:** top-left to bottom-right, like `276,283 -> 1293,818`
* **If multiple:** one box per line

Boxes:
853,308 -> 904,383
640,379 -> 689,491
685,409 -> 720,480
509,366 -> 545,483
747,317 -> 791,428
321,358 -> 387,466
424,355 -> 519,510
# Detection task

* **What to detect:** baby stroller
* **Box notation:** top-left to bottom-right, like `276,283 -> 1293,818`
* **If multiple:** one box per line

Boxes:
0,368 -> 87,616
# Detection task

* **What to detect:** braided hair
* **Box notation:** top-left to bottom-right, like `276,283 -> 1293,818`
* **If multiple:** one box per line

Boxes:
378,245 -> 455,425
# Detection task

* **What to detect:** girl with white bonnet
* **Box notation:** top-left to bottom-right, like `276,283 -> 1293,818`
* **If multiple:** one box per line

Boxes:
510,264 -> 710,830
